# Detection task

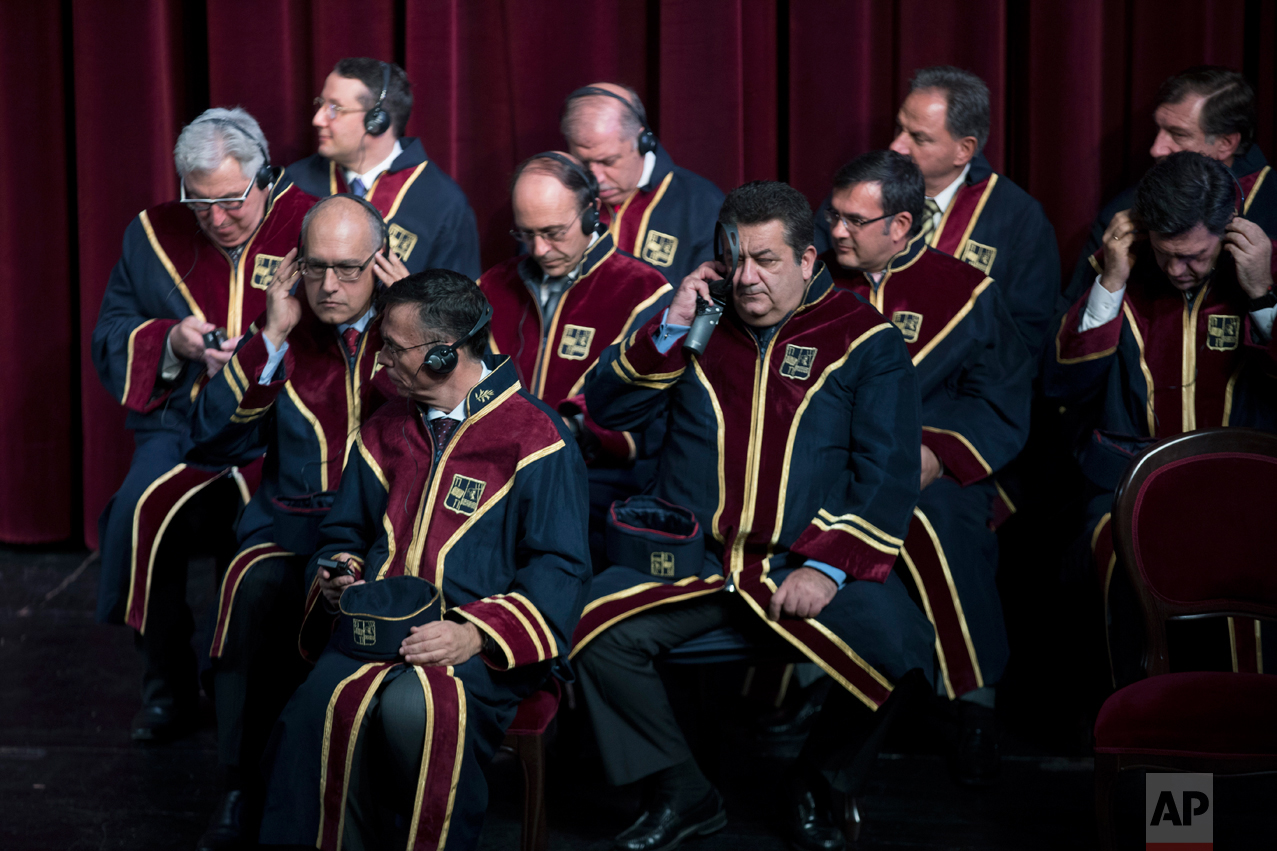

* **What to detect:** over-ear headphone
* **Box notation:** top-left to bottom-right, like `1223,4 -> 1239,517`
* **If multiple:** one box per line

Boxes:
530,151 -> 601,236
363,62 -> 392,137
195,116 -> 274,190
422,302 -> 494,375
565,86 -> 657,156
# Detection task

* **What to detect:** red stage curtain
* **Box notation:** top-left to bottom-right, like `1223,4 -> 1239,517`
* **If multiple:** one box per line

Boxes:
0,0 -> 1272,545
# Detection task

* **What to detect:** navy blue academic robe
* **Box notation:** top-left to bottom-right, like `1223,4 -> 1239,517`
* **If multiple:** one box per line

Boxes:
575,261 -> 936,711
828,237 -> 1033,695
287,137 -> 481,279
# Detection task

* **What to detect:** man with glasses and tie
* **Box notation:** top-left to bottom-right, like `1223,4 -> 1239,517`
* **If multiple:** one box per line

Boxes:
477,151 -> 672,569
287,57 -> 481,279
187,193 -> 404,850
92,107 -> 315,747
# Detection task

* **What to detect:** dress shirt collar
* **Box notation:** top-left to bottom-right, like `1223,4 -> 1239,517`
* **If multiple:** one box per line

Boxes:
637,150 -> 657,191
344,139 -> 403,192
337,304 -> 376,336
423,363 -> 492,422
930,162 -> 972,214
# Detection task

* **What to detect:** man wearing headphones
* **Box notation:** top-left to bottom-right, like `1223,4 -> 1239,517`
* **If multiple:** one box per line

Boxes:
91,107 -> 316,745
187,194 -> 403,850
478,151 -> 673,569
562,83 -> 725,283
258,271 -> 591,851
287,57 -> 481,279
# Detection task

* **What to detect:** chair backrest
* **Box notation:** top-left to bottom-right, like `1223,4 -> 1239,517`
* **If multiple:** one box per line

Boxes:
1112,428 -> 1277,676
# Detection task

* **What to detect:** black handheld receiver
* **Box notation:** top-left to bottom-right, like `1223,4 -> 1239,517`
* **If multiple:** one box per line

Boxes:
317,556 -> 356,579
203,327 -> 228,349
683,222 -> 740,356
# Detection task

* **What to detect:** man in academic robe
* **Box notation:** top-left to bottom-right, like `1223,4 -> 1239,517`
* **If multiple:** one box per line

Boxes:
1064,66 -> 1277,306
478,151 -> 672,568
187,194 -> 403,850
1045,151 -> 1277,684
823,150 -> 1033,785
91,108 -> 316,743
562,83 -> 725,283
258,271 -> 591,851
287,57 -> 481,279
575,181 -> 936,851
814,66 -> 1059,359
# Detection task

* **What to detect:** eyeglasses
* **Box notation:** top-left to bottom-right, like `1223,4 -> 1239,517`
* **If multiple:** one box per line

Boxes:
313,97 -> 367,121
510,209 -> 585,245
823,209 -> 893,231
180,177 -> 253,212
381,339 -> 446,359
298,250 -> 379,282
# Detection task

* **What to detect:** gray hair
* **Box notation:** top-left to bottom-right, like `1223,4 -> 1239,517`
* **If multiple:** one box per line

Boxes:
561,85 -> 647,149
908,66 -> 990,154
173,107 -> 269,182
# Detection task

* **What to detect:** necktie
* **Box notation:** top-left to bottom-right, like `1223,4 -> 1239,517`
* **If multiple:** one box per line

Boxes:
919,198 -> 943,243
350,177 -> 367,198
341,326 -> 360,360
430,417 -> 458,463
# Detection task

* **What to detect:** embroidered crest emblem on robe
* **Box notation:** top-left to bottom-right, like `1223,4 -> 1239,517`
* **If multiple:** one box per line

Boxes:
353,618 -> 376,646
251,253 -> 284,290
960,240 -> 997,274
892,311 -> 923,343
641,230 -> 679,267
1207,315 -> 1240,351
780,345 -> 817,380
388,224 -> 419,261
558,325 -> 595,360
650,552 -> 676,578
444,475 -> 486,515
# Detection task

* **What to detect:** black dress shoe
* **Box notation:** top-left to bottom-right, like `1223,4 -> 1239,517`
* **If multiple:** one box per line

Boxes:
131,704 -> 192,743
952,702 -> 1000,786
788,777 -> 845,851
196,790 -> 245,851
614,787 -> 727,851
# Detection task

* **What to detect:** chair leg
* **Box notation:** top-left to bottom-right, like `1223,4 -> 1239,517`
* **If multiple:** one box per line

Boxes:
1094,753 -> 1119,851
513,733 -> 548,851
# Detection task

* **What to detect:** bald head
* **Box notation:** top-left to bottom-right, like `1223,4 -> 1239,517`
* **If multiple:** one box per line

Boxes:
299,194 -> 384,326
512,152 -> 596,278
301,194 -> 384,256
561,82 -> 650,206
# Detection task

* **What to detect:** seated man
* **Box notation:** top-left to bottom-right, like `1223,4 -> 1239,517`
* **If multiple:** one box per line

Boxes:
1045,151 -> 1277,683
823,151 -> 1032,784
1065,66 -> 1277,304
575,181 -> 936,850
91,107 -> 314,742
479,151 -> 672,568
562,83 -> 725,282
188,194 -> 402,849
288,57 -> 481,279
258,272 -> 591,851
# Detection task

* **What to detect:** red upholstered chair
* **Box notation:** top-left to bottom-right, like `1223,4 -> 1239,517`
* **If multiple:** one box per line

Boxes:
500,680 -> 561,851
1093,428 -> 1277,850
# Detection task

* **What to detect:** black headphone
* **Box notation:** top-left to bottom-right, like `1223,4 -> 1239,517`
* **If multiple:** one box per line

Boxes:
422,302 -> 494,375
530,151 -> 602,236
363,62 -> 393,136
196,116 -> 274,190
565,85 -> 657,156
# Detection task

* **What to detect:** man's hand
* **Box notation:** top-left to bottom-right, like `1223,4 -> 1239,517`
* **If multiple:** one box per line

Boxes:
372,250 -> 410,287
202,336 -> 241,377
319,552 -> 363,608
1099,210 -> 1145,293
263,247 -> 303,349
667,260 -> 729,327
169,316 -> 217,361
767,566 -> 837,621
920,445 -> 943,490
1224,217 -> 1274,300
401,620 -> 484,667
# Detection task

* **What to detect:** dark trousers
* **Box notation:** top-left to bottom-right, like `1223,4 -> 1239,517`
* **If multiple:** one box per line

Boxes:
575,593 -> 926,796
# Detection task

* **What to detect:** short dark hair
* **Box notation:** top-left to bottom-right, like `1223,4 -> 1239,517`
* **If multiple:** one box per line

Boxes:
300,193 -> 386,255
717,181 -> 814,264
333,57 -> 413,138
1134,151 -> 1235,238
377,270 -> 489,360
511,153 -> 596,215
832,150 -> 926,239
908,65 -> 991,153
1156,66 -> 1256,154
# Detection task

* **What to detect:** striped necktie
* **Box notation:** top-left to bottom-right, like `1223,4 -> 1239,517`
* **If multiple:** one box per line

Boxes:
919,198 -> 943,243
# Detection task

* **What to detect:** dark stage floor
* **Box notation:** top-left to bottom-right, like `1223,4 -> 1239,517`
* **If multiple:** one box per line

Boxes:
2,545 -> 1270,850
